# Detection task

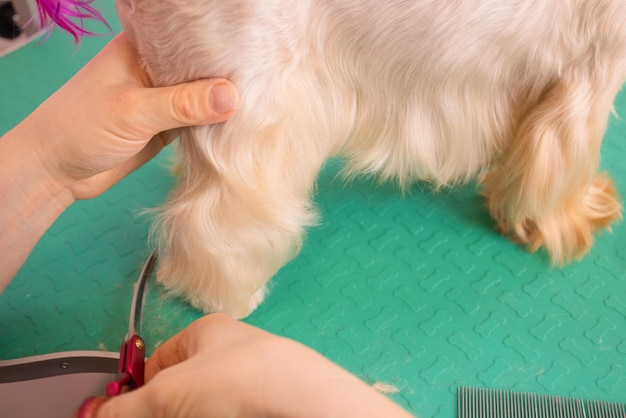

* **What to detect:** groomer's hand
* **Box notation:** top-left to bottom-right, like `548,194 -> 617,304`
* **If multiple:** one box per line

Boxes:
77,314 -> 413,418
0,31 -> 238,290
11,32 -> 238,202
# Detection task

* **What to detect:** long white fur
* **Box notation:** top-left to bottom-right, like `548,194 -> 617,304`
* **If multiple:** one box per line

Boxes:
117,0 -> 626,318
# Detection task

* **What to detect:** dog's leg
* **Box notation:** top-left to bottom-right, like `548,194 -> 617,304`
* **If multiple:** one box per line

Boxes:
154,133 -> 317,318
153,85 -> 344,318
483,58 -> 623,264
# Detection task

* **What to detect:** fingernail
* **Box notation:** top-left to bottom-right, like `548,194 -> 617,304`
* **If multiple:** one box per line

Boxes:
75,396 -> 107,418
210,83 -> 238,114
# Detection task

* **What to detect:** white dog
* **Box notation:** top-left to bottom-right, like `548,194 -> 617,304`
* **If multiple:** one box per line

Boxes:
117,0 -> 626,318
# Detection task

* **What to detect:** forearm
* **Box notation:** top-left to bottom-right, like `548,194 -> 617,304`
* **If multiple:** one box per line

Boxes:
0,123 -> 74,291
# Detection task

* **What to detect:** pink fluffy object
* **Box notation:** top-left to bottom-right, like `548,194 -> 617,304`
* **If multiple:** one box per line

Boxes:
35,0 -> 109,42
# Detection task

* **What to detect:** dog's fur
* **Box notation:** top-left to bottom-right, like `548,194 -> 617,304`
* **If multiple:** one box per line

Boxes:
117,0 -> 626,318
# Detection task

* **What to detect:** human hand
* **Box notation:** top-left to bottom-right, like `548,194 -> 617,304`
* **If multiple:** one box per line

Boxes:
77,314 -> 413,418
15,32 -> 238,201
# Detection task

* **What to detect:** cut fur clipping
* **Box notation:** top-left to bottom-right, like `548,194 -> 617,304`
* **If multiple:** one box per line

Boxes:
373,382 -> 401,395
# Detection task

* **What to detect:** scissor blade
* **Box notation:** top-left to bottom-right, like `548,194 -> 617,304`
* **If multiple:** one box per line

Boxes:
126,249 -> 157,339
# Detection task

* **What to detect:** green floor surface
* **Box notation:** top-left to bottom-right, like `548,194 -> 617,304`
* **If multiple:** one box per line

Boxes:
1,4 -> 625,417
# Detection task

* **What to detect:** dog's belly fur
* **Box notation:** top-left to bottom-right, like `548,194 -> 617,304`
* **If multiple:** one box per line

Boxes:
118,0 -> 626,318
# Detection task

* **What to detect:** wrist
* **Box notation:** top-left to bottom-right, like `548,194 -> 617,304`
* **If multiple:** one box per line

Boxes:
2,122 -> 76,209
0,124 -> 74,290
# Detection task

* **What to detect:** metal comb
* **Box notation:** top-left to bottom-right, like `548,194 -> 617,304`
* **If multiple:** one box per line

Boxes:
458,386 -> 626,418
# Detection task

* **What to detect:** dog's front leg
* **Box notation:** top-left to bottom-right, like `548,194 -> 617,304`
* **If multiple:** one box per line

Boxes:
153,98 -> 336,318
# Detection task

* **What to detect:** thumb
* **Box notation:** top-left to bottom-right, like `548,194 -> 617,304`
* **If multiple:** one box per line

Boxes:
140,78 -> 239,134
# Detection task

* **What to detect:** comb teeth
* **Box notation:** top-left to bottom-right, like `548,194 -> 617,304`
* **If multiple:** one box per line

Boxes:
458,387 -> 626,418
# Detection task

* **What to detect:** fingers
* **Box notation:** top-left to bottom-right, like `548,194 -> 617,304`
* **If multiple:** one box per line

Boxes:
139,79 -> 239,135
66,133 -> 169,200
108,132 -> 170,180
144,324 -> 192,381
78,390 -> 155,418
144,314 -> 239,381
109,32 -> 240,131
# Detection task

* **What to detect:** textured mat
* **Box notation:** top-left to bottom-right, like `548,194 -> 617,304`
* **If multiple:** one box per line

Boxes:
1,4 -> 625,417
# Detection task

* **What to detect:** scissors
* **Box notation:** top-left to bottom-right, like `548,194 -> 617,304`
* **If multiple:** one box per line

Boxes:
106,249 -> 157,396
77,250 -> 157,416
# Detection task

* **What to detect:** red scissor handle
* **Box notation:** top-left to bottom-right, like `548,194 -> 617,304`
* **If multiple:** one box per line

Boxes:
105,335 -> 146,397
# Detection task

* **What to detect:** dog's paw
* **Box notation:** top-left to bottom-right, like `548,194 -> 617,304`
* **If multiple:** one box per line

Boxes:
186,285 -> 267,319
489,174 -> 622,264
156,257 -> 269,319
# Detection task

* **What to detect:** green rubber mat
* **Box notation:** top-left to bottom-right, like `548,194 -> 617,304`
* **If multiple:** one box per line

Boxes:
1,4 -> 625,417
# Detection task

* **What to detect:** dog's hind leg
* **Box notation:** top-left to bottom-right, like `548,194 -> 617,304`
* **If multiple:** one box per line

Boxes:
482,56 -> 624,264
